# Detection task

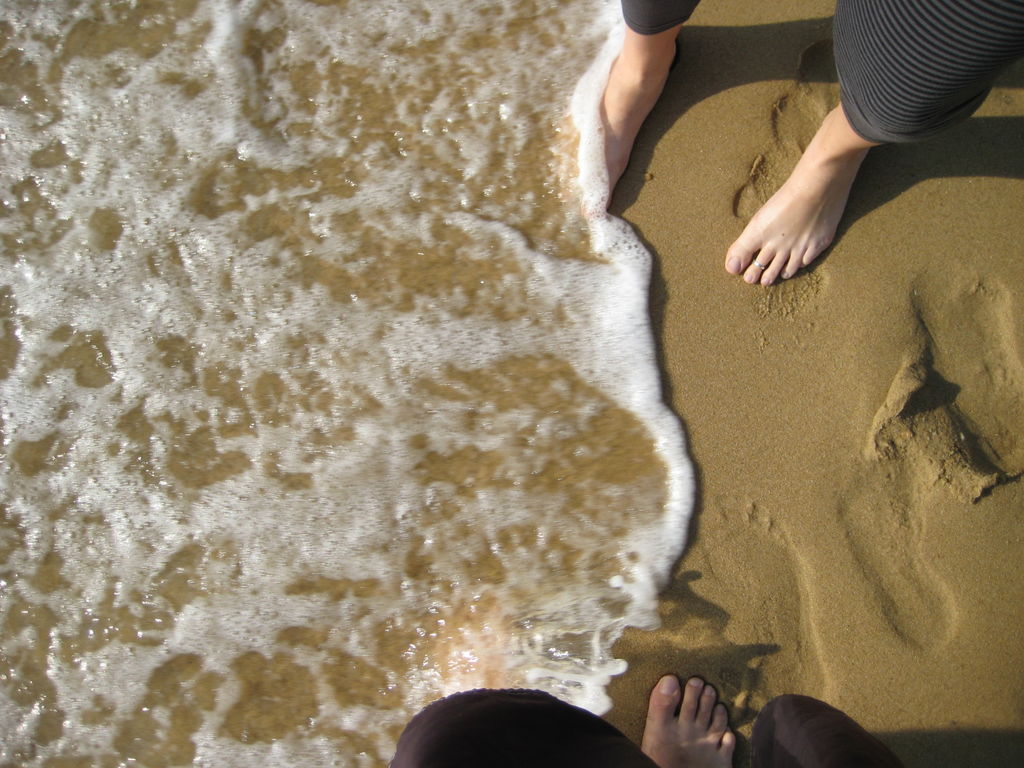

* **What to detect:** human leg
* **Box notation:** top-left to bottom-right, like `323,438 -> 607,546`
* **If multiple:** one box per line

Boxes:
834,0 -> 1024,145
389,675 -> 735,768
726,0 -> 1024,285
390,688 -> 659,768
601,1 -> 701,201
750,694 -> 904,768
602,26 -> 682,198
724,105 -> 876,286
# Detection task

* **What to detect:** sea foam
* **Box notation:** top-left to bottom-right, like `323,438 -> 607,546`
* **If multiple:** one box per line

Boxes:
0,1 -> 692,764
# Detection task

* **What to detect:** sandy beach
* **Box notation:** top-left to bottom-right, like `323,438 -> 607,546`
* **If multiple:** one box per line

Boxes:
600,1 -> 1024,765
2,1 -> 1020,763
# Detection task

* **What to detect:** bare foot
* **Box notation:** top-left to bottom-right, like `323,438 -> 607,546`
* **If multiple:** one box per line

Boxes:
601,26 -> 681,202
641,675 -> 735,768
725,106 -> 878,285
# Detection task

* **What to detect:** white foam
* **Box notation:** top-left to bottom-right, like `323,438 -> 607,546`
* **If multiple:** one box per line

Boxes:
0,0 -> 693,763
571,6 -> 626,216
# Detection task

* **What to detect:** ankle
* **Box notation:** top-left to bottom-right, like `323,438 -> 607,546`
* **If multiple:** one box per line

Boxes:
798,123 -> 871,179
613,37 -> 676,84
609,63 -> 669,99
815,108 -> 876,158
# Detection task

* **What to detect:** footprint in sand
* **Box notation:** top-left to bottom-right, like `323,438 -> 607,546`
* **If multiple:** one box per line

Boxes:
913,278 -> 1024,481
732,39 -> 837,222
838,426 -> 961,651
840,279 -> 1023,650
867,281 -> 1022,501
866,341 -> 1003,504
733,39 -> 838,316
835,478 -> 960,651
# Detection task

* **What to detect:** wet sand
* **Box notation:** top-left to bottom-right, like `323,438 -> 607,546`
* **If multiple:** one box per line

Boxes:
601,1 -> 1024,765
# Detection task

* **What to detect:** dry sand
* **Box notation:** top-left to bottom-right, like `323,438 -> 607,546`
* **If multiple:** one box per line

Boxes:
600,1 -> 1024,765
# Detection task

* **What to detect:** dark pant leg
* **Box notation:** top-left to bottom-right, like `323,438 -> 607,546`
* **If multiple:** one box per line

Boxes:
621,0 -> 702,35
751,694 -> 904,768
390,688 -> 658,768
834,0 -> 1024,143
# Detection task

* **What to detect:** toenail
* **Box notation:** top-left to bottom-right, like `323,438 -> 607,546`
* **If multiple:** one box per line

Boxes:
727,257 -> 740,272
687,677 -> 703,689
659,676 -> 679,694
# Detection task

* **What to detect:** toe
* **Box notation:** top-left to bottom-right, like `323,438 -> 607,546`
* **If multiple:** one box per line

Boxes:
646,675 -> 681,728
720,730 -> 737,758
781,251 -> 803,280
744,253 -> 772,284
725,233 -> 759,275
801,235 -> 830,267
696,683 -> 717,727
709,702 -> 729,737
680,677 -> 704,721
761,250 -> 789,285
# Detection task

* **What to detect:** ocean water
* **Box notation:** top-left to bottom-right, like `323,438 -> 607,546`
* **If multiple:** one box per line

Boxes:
0,0 -> 692,764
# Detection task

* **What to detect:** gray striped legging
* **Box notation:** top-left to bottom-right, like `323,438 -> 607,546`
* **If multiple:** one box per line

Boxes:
621,0 -> 1024,143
